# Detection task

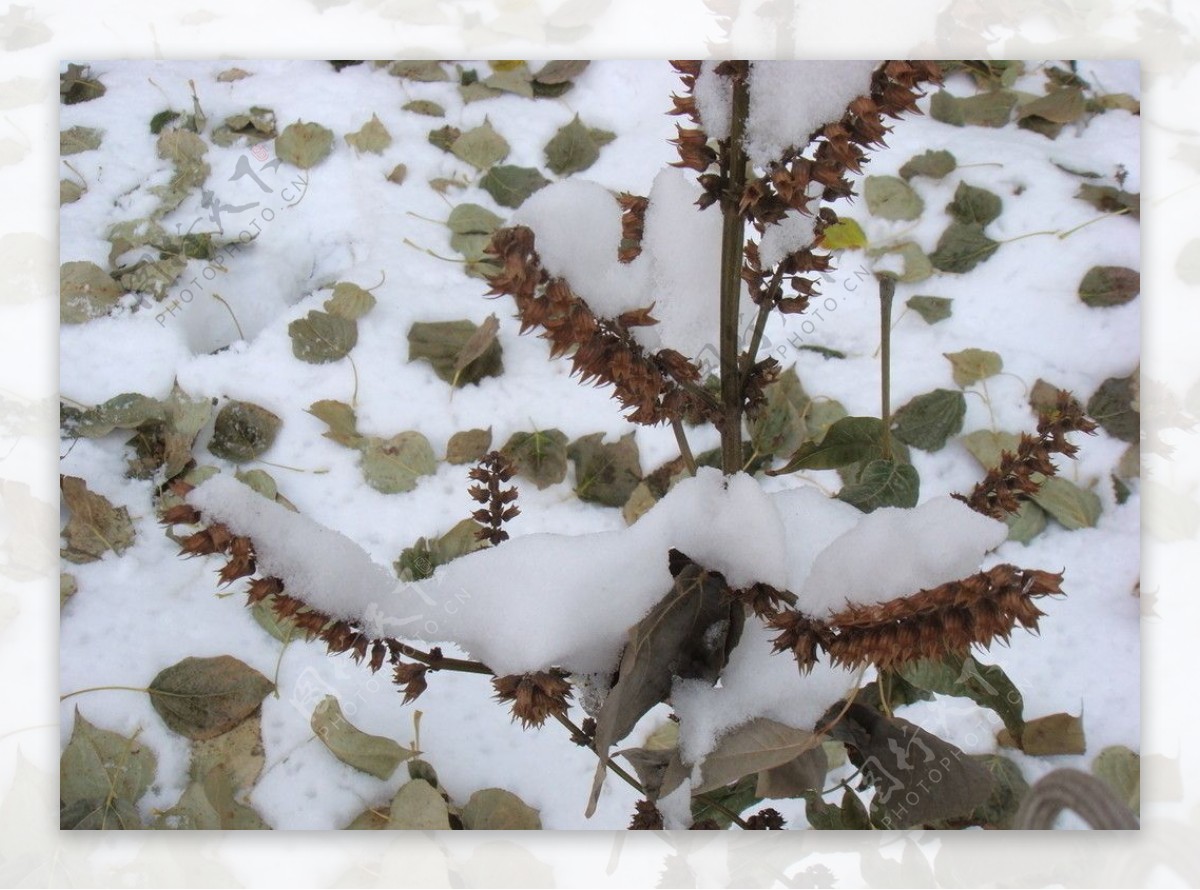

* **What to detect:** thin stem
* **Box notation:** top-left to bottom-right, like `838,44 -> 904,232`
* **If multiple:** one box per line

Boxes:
552,712 -> 644,796
211,293 -> 244,341
719,69 -> 750,475
694,792 -> 752,830
256,459 -> 329,474
60,684 -> 230,702
878,276 -> 895,460
671,417 -> 697,477
393,641 -> 492,675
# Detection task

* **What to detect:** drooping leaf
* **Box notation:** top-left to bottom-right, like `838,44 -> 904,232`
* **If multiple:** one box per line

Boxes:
60,708 -> 157,810
60,260 -> 123,324
1091,746 -> 1139,816
544,115 -> 615,176
311,695 -> 413,779
324,282 -> 377,320
480,164 -> 550,208
275,120 -> 334,169
568,432 -> 642,507
148,655 -> 274,741
998,711 -> 1086,756
863,175 -> 924,221
755,743 -> 829,800
1075,183 -> 1140,220
446,428 -> 493,464
460,788 -> 542,829
837,459 -> 920,512
819,217 -> 867,250
1078,266 -> 1140,307
892,388 -> 966,451
387,779 -> 451,829
899,149 -> 956,181
360,432 -> 437,494
60,125 -> 103,155
288,310 -> 358,363
769,416 -> 884,475
408,319 -> 504,386
1030,477 -> 1102,530
831,703 -> 994,829
1087,373 -> 1139,443
906,295 -> 953,324
929,221 -> 999,273
929,88 -> 1017,127
307,399 -> 362,447
452,314 -> 500,386
945,347 -> 1003,388
394,518 -> 488,581
900,653 -> 1025,741
60,475 -> 135,563
946,182 -> 1002,227
402,99 -> 445,117
501,429 -> 568,489
450,119 -> 510,170
208,400 -> 281,463
587,560 -> 739,816
344,113 -> 392,155
693,719 -> 822,796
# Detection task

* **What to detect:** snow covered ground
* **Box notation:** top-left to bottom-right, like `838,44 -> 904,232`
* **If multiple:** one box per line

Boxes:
57,59 -> 1140,831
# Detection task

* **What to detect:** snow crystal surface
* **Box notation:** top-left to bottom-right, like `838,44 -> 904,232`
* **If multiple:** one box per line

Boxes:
692,63 -> 732,140
758,211 -> 818,269
798,496 -> 1008,617
744,61 -> 880,166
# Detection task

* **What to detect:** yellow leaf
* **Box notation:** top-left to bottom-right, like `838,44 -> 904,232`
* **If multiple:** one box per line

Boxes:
819,218 -> 867,250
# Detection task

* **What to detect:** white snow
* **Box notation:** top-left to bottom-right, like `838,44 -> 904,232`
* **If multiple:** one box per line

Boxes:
759,211 -> 819,270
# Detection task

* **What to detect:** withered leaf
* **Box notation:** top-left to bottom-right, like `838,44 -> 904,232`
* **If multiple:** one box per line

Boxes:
998,711 -> 1086,756
460,788 -> 542,829
157,764 -> 268,829
755,743 -> 829,800
863,175 -> 923,221
344,113 -> 392,155
534,60 -> 589,84
750,367 -> 809,459
408,319 -> 504,387
929,88 -> 1017,127
568,431 -> 642,507
1078,266 -> 1140,307
1075,183 -> 1140,220
1091,746 -> 1139,815
311,695 -> 413,779
480,165 -> 550,209
360,432 -> 437,494
945,347 -> 1003,388
899,149 -> 956,180
1030,477 -> 1102,530
275,120 -> 334,169
324,282 -> 376,320
906,295 -> 953,324
900,653 -> 1025,741
1017,87 -> 1085,124
60,63 -> 106,105
544,115 -> 615,176
693,718 -> 822,796
60,126 -> 103,155
394,518 -> 488,581
450,119 -> 510,170
60,708 -> 156,811
307,399 -> 362,447
501,429 -> 568,489
587,558 -> 739,817
770,416 -> 884,475
60,260 -> 123,324
148,655 -> 274,741
946,182 -> 1002,227
1087,373 -> 1139,443
388,61 -> 448,82
452,314 -> 500,386
402,99 -> 445,117
446,427 -> 492,464
288,309 -> 358,363
387,779 -> 451,829
60,475 -> 135,563
929,221 -> 999,273
208,400 -> 281,463
892,388 -> 966,451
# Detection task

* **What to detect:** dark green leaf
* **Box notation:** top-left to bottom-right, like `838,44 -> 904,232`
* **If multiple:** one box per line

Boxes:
1030,477 -> 1101,530
804,787 -> 871,829
946,182 -> 1002,226
408,319 -> 504,387
480,165 -> 550,208
837,459 -> 920,512
501,429 -> 568,489
691,775 -> 760,829
288,310 -> 358,363
568,431 -> 643,507
1075,183 -> 1140,220
1078,266 -> 1140,307
901,653 -> 1025,740
899,149 -> 956,180
446,428 -> 493,464
892,388 -> 966,451
149,110 -> 180,134
544,115 -> 614,176
864,175 -> 923,221
447,203 -> 504,235
61,63 -> 106,105
60,475 -> 135,563
311,695 -> 413,779
275,120 -> 334,169
929,222 -> 999,273
906,295 -> 953,324
945,347 -> 1003,387
1087,373 -> 1139,443
208,400 -> 281,463
928,754 -> 1028,828
769,416 -> 884,475
929,88 -> 1017,127
148,655 -> 274,741
460,788 -> 542,829
360,432 -> 437,494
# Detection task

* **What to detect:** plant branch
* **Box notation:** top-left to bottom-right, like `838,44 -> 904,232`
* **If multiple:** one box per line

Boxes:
671,417 -> 698,476
719,68 -> 750,475
878,275 -> 895,460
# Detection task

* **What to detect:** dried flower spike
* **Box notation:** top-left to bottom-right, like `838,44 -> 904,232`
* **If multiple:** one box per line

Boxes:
492,670 -> 573,729
469,450 -> 520,545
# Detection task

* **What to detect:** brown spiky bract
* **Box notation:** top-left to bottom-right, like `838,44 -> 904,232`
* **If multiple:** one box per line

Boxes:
746,807 -> 786,830
485,226 -> 719,426
468,451 -> 519,545
769,564 -> 1063,672
491,670 -> 573,729
630,799 -> 665,829
958,389 -> 1099,519
393,661 -> 429,704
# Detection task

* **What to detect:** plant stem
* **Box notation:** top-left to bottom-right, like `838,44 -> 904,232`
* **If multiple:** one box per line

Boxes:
719,69 -> 750,475
671,417 -> 697,476
878,276 -> 895,460
393,641 -> 492,675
